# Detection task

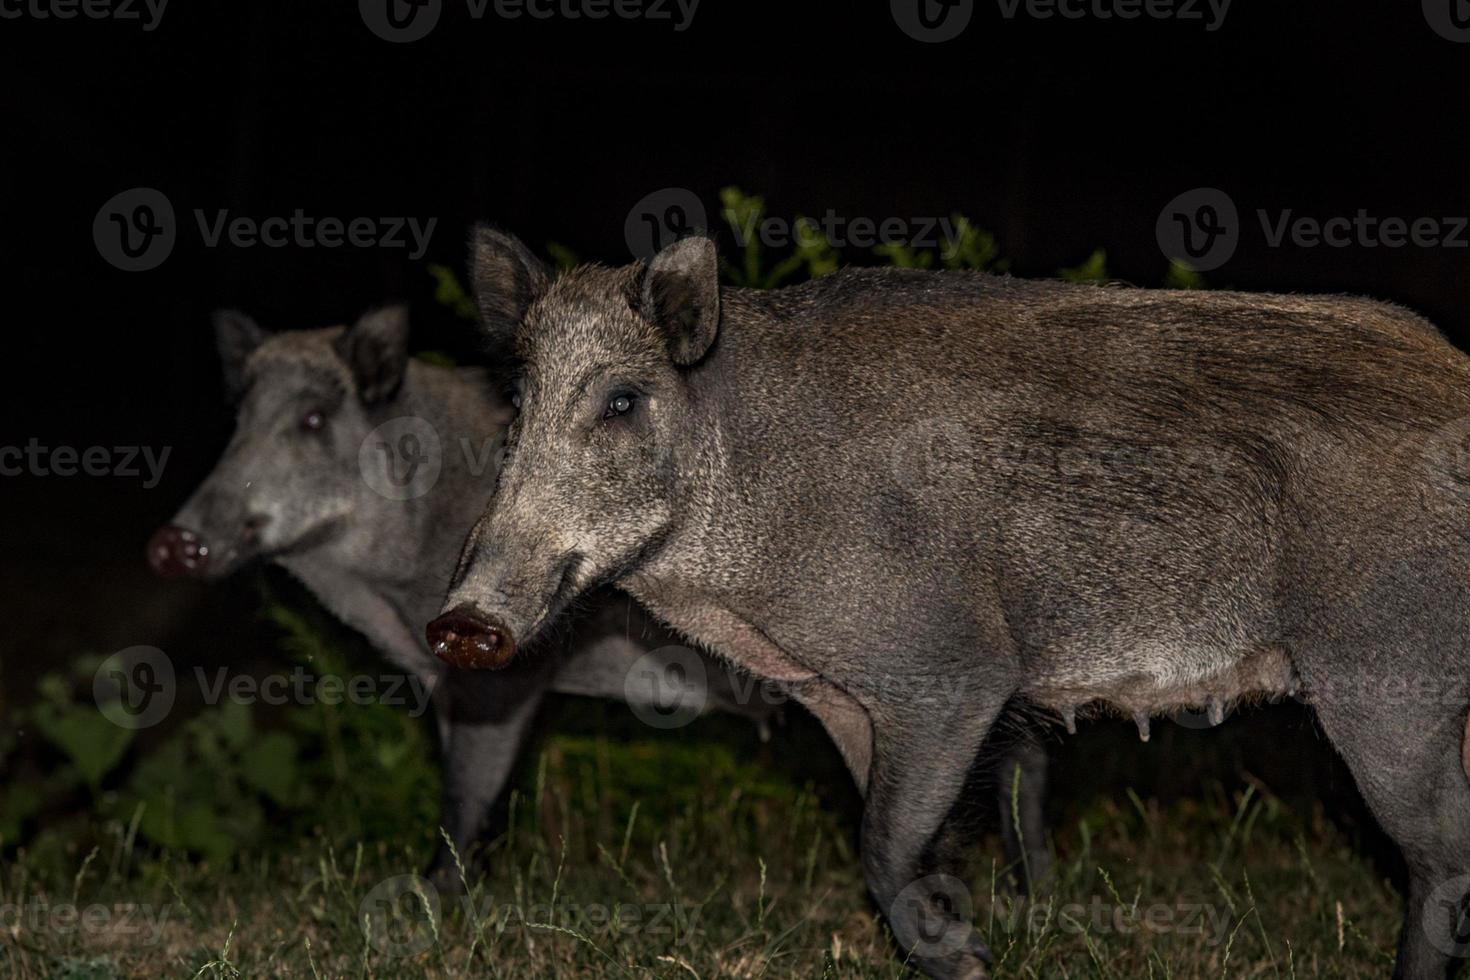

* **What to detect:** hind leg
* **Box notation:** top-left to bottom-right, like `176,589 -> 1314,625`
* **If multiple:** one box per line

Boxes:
1303,660 -> 1470,978
995,737 -> 1052,895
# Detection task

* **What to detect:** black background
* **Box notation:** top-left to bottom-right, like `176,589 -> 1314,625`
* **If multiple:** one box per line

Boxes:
1,0 -> 1466,845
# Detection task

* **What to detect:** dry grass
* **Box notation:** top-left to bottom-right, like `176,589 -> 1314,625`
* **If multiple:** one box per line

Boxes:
0,717 -> 1407,980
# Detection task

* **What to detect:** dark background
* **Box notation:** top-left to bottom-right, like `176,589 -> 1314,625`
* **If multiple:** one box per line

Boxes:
2,0 -> 1466,857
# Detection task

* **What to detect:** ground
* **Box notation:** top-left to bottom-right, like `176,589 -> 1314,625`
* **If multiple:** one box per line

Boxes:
0,710 -> 1409,979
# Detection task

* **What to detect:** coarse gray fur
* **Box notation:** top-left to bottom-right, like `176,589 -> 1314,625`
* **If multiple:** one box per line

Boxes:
168,307 -> 1051,891
448,228 -> 1470,979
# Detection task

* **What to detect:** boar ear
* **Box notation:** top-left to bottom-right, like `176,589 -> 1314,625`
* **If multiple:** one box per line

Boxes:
470,225 -> 550,352
335,305 -> 411,404
213,309 -> 266,399
639,236 -> 720,366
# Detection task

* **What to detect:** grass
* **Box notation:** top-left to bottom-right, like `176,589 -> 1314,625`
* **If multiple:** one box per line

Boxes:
0,710 -> 1406,980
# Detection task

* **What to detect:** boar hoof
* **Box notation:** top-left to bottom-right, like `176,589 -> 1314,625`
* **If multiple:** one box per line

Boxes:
426,606 -> 516,669
1133,711 -> 1151,742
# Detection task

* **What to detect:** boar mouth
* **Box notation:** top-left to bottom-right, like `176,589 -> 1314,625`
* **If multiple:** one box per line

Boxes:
523,554 -> 587,642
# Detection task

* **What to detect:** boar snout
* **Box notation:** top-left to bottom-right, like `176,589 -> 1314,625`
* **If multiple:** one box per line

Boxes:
427,605 -> 516,670
146,525 -> 210,579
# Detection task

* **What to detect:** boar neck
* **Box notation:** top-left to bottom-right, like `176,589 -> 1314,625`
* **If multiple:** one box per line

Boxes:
280,361 -> 507,668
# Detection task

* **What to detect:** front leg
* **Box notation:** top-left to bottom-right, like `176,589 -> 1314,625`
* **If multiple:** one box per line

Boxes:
862,677 -> 1015,980
428,656 -> 555,887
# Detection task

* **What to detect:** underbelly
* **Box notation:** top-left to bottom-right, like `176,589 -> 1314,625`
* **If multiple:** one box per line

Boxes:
1024,644 -> 1300,738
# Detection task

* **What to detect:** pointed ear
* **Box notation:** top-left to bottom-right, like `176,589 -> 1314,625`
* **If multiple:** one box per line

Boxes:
213,309 -> 266,399
334,305 -> 411,404
470,225 -> 550,353
638,236 -> 720,366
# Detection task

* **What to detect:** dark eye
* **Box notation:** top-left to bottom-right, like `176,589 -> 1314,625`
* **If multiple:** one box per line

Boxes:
301,410 -> 326,432
603,393 -> 635,420
510,392 -> 522,410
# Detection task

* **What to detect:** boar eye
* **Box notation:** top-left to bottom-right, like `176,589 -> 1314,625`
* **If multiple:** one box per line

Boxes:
510,392 -> 523,411
603,393 -> 635,420
300,410 -> 326,432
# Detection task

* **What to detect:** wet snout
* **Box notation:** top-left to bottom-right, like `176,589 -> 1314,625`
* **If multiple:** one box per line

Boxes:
425,605 -> 517,669
146,525 -> 210,578
146,512 -> 271,580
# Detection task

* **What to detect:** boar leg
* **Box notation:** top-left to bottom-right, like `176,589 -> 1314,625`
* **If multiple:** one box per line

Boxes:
1308,674 -> 1470,979
994,737 -> 1051,895
862,686 -> 1013,980
1288,537 -> 1470,979
428,658 -> 555,887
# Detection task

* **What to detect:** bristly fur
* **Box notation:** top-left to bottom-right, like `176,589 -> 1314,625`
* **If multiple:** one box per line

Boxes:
451,233 -> 1470,979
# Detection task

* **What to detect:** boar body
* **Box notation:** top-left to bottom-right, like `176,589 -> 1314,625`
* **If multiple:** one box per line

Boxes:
449,233 -> 1470,978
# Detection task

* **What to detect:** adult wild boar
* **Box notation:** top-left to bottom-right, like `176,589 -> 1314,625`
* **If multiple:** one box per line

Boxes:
150,306 -> 1052,892
146,308 -> 772,881
433,228 -> 1470,979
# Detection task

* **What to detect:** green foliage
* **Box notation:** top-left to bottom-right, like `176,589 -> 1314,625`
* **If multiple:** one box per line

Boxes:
1166,257 -> 1210,289
1059,247 -> 1110,283
718,186 -> 839,289
9,587 -> 440,865
545,240 -> 580,271
29,664 -> 133,791
426,262 -> 478,320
